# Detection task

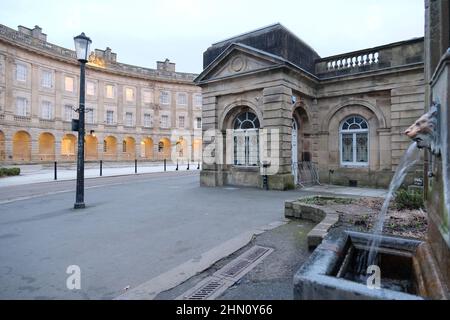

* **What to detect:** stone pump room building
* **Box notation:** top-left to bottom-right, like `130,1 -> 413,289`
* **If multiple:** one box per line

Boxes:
195,23 -> 425,190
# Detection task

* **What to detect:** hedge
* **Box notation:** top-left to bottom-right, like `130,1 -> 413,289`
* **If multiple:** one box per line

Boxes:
0,167 -> 21,177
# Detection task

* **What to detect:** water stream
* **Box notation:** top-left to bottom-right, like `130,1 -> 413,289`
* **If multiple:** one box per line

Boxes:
363,142 -> 421,269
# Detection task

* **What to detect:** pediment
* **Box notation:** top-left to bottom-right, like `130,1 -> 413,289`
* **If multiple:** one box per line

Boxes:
195,44 -> 285,83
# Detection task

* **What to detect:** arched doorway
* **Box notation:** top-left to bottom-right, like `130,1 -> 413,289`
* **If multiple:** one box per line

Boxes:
13,131 -> 31,161
61,134 -> 77,161
123,136 -> 136,160
193,139 -> 202,162
0,130 -> 5,161
291,119 -> 298,185
103,136 -> 117,160
293,104 -> 313,185
293,105 -> 312,162
175,137 -> 188,159
38,132 -> 55,161
85,134 -> 98,160
141,137 -> 153,159
158,138 -> 171,160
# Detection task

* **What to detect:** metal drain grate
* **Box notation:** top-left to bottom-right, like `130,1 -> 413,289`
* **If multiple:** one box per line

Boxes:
242,246 -> 271,262
215,245 -> 272,280
219,259 -> 253,278
183,278 -> 226,300
177,245 -> 273,300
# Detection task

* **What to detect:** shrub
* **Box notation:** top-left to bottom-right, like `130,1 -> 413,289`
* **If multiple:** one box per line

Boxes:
0,167 -> 21,177
394,188 -> 424,210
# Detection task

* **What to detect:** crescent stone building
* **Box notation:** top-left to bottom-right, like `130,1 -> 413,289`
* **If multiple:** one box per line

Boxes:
0,24 -> 202,165
195,23 -> 425,190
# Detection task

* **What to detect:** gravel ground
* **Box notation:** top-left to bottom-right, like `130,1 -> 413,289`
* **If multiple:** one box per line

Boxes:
330,197 -> 428,240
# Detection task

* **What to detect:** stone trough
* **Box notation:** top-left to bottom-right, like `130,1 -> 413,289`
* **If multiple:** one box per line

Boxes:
293,230 -> 449,300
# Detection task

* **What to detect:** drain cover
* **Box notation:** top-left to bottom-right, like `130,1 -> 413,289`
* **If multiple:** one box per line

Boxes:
215,246 -> 272,280
179,277 -> 228,300
177,245 -> 273,300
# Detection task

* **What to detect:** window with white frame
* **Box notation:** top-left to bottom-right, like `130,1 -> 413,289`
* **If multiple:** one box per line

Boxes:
178,115 -> 185,128
160,91 -> 170,105
160,115 -> 169,128
16,63 -> 27,82
143,113 -> 152,127
41,101 -> 53,119
233,112 -> 260,166
177,92 -> 187,106
106,110 -> 114,125
86,108 -> 94,124
125,88 -> 134,102
105,84 -> 115,98
194,94 -> 202,107
340,116 -> 369,166
64,105 -> 74,121
86,81 -> 96,96
142,90 -> 152,104
64,76 -> 74,92
196,117 -> 202,129
15,97 -> 29,116
41,70 -> 53,88
125,112 -> 133,126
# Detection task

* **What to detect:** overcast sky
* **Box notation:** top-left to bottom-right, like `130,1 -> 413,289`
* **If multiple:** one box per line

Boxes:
1,0 -> 424,73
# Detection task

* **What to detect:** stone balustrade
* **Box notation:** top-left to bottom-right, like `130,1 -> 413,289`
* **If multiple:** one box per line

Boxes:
315,37 -> 424,78
13,115 -> 31,122
0,25 -> 76,60
324,51 -> 379,71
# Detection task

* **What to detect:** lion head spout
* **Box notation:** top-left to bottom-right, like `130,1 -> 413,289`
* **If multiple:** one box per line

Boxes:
404,104 -> 439,154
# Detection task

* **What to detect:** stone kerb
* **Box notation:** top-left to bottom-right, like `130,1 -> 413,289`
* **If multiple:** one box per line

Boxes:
285,197 -> 340,248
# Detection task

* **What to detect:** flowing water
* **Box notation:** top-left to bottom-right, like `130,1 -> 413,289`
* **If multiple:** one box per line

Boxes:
361,142 -> 421,270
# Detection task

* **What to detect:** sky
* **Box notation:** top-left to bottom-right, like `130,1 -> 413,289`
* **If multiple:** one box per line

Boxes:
1,0 -> 425,74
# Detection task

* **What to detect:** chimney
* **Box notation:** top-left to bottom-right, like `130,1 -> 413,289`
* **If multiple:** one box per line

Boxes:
157,58 -> 175,72
94,47 -> 117,62
18,25 -> 47,41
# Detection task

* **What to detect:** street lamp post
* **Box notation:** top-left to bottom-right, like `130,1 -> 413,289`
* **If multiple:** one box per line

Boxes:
73,32 -> 92,209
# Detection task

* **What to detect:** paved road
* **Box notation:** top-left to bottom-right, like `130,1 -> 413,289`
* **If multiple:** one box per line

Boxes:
0,171 -> 196,203
0,172 -> 306,299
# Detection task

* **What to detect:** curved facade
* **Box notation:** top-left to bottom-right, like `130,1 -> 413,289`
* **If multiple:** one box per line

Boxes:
196,23 -> 425,189
0,24 -> 202,164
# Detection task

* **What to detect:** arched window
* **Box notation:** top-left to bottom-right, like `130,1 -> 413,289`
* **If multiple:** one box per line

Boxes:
233,111 -> 260,166
340,116 -> 369,166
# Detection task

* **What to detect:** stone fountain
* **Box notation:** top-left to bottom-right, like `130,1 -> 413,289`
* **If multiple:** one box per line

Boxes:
293,1 -> 450,300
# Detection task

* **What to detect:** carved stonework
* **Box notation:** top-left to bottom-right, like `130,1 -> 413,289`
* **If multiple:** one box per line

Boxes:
87,52 -> 106,68
405,102 -> 441,155
230,56 -> 245,72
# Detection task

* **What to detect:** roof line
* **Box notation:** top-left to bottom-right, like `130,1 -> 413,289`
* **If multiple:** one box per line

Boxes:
195,42 -> 318,83
211,23 -> 282,46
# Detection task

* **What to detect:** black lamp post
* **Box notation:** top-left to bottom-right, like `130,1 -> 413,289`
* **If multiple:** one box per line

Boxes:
73,32 -> 91,209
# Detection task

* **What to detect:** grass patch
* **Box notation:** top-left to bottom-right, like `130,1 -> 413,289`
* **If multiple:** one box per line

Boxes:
298,196 -> 353,206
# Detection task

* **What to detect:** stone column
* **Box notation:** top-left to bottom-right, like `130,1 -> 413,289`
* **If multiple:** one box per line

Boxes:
200,95 -> 221,186
4,56 -> 14,115
262,85 -> 295,190
54,71 -> 62,120
31,64 -> 39,119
